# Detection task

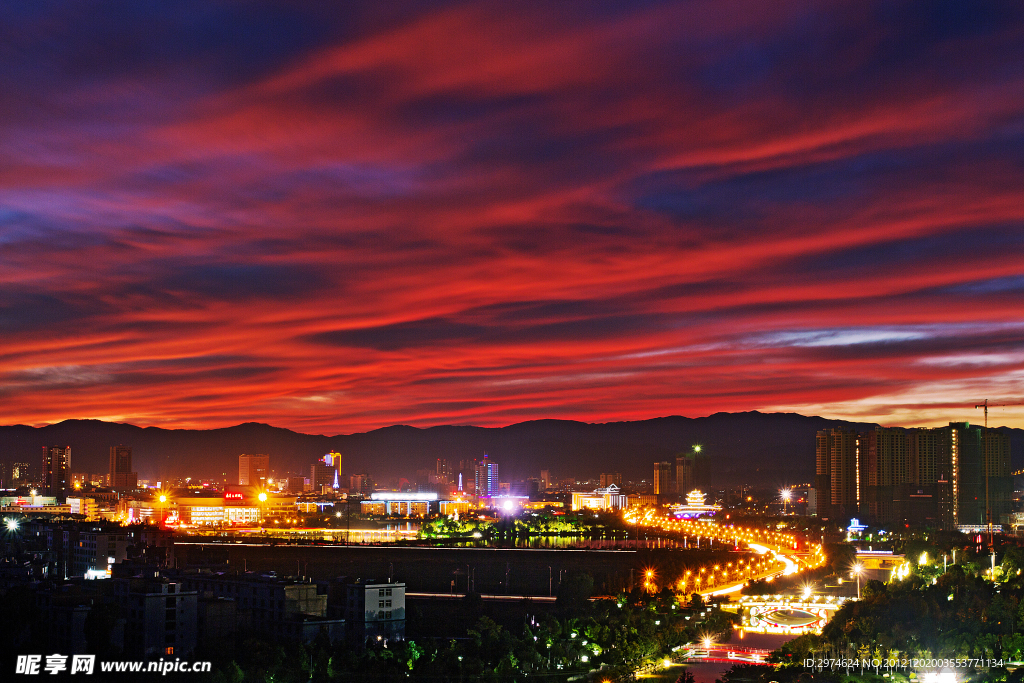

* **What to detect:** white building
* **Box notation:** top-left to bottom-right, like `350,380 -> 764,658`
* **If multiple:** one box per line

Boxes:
571,484 -> 627,511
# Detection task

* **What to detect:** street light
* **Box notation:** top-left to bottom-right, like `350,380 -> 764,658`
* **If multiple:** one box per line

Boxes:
852,564 -> 863,599
781,489 -> 791,515
258,492 -> 268,527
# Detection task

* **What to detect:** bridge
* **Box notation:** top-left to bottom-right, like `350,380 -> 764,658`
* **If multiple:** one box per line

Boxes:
721,595 -> 847,635
676,644 -> 772,665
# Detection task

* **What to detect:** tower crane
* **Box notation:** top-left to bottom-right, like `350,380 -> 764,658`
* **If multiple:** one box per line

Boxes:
974,400 -> 1023,545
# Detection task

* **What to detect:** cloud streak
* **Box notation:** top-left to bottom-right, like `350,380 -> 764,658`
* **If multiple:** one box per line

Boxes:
1,0 -> 1023,431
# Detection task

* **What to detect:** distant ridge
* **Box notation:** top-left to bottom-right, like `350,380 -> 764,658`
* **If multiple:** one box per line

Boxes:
2,412 -> 1020,487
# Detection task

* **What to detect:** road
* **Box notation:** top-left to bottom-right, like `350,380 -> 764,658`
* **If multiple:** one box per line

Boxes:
621,509 -> 825,596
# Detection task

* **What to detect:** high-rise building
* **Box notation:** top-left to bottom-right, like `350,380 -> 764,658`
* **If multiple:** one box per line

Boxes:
815,422 -> 1011,529
475,455 -> 499,496
42,446 -> 71,501
675,456 -> 694,495
311,464 -> 337,491
600,472 -> 622,488
814,429 -> 861,521
540,470 -> 550,490
349,473 -> 374,497
908,427 -> 947,485
862,428 -> 907,523
11,462 -> 31,486
435,459 -> 452,484
947,422 -> 1011,528
322,451 -> 343,471
653,461 -> 673,495
308,453 -> 341,492
239,454 -> 270,487
981,427 -> 1012,527
109,445 -> 138,492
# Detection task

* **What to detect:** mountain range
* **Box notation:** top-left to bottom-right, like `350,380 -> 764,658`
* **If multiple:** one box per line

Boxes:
2,412 -> 1021,488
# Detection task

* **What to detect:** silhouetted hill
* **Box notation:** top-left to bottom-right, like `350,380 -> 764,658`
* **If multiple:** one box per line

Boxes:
2,413 -> 1021,488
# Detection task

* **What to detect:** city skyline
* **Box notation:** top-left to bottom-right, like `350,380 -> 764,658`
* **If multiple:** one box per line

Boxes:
2,411 -> 1018,487
2,2 -> 1024,433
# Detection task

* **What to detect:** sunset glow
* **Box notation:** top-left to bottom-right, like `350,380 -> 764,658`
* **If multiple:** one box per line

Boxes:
1,2 -> 1023,432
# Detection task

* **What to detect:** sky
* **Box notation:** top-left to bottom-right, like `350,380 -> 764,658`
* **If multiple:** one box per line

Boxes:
1,0 -> 1023,433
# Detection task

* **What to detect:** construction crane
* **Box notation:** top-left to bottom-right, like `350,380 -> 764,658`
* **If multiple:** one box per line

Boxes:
974,400 -> 1023,545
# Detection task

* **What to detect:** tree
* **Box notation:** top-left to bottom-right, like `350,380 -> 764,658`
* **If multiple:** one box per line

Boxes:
556,571 -> 594,616
861,579 -> 886,599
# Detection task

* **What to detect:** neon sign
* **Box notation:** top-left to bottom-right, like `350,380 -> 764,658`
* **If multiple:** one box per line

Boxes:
224,492 -> 244,501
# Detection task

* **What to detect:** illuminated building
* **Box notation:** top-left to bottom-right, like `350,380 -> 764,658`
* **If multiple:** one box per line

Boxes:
436,458 -> 452,484
571,484 -> 627,511
945,422 -> 1010,528
322,451 -> 342,469
540,469 -> 551,490
476,455 -> 499,496
11,462 -> 32,486
1,494 -> 56,507
669,489 -> 722,518
482,495 -> 529,514
238,454 -> 270,486
66,497 -> 101,520
42,446 -> 71,501
183,506 -> 225,525
653,461 -> 673,495
72,472 -> 107,487
626,494 -> 658,508
362,491 -> 437,516
224,506 -> 259,524
310,454 -> 340,492
109,445 -> 138,492
439,500 -> 472,516
163,490 -> 296,526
